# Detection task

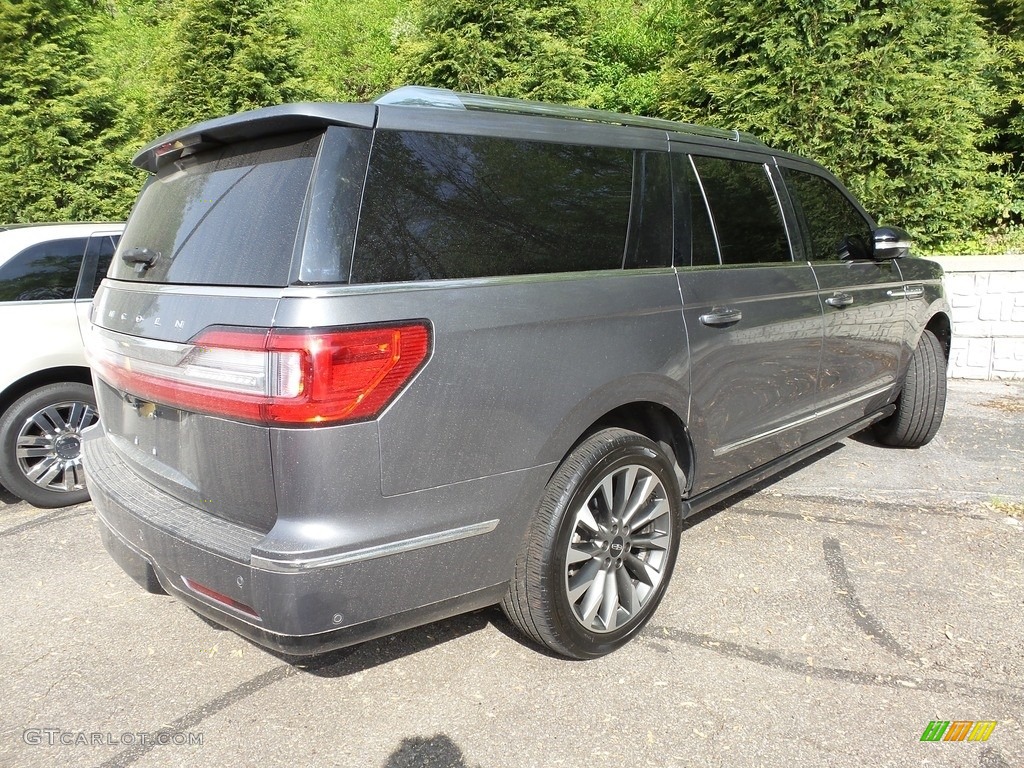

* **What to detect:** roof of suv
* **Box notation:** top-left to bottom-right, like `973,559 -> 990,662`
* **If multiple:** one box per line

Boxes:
134,86 -> 763,173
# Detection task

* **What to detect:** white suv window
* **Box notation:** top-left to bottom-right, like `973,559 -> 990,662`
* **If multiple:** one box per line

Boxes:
0,237 -> 87,302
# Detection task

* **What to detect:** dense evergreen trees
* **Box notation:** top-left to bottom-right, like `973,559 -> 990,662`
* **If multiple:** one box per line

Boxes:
0,0 -> 1021,251
656,0 -> 1005,248
398,0 -> 592,103
149,0 -> 310,135
0,0 -> 140,223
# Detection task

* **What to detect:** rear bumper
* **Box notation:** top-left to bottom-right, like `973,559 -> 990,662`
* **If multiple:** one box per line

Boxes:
84,431 -> 527,655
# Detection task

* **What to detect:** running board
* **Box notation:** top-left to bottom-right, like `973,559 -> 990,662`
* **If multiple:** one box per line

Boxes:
681,406 -> 895,518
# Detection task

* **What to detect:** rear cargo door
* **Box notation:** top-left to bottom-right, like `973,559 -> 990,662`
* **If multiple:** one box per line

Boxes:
87,131 -> 330,533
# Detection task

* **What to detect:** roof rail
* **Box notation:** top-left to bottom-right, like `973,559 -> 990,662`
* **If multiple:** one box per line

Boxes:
375,86 -> 761,145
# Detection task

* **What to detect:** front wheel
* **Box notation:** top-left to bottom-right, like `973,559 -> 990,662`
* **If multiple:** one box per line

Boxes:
502,428 -> 682,659
874,329 -> 947,448
0,382 -> 98,508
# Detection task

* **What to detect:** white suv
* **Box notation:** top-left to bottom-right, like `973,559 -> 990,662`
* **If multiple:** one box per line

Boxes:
0,223 -> 124,507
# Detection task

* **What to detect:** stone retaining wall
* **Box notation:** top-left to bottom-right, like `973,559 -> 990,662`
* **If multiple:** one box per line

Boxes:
929,255 -> 1024,380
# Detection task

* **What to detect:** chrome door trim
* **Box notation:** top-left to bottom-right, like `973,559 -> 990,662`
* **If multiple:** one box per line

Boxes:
712,385 -> 892,457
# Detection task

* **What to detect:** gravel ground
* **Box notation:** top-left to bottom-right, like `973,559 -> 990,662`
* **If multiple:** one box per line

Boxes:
0,379 -> 1021,768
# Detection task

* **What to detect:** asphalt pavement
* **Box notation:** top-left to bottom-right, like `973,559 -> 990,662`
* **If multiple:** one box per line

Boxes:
1,379 -> 1021,768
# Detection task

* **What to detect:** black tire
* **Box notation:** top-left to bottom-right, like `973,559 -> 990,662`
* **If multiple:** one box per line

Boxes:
502,428 -> 682,659
0,382 -> 98,508
874,329 -> 947,448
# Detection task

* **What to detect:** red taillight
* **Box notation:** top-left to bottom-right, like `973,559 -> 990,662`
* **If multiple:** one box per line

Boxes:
89,322 -> 431,426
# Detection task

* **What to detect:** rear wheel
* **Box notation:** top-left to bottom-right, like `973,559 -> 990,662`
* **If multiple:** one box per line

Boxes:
0,382 -> 98,508
874,329 -> 947,448
502,428 -> 682,659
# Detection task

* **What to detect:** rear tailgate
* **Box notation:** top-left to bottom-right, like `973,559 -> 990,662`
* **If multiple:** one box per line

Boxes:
88,285 -> 283,532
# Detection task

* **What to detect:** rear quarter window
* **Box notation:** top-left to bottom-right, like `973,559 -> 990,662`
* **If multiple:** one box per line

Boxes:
351,131 -> 635,282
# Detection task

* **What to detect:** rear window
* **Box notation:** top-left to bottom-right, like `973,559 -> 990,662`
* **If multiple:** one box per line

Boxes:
112,132 -> 322,287
351,131 -> 634,283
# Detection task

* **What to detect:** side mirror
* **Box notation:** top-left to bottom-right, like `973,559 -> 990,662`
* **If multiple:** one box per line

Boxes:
872,227 -> 911,260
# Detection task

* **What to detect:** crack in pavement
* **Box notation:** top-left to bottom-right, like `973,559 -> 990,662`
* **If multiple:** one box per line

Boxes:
644,625 -> 1024,709
821,536 -> 919,662
94,664 -> 299,768
0,508 -> 91,538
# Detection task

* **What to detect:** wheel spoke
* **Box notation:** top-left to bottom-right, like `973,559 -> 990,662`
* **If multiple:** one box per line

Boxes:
612,466 -> 638,520
595,475 -> 615,528
68,402 -> 96,432
55,461 -> 75,492
599,570 -> 620,630
573,503 -> 600,535
622,472 -> 657,526
579,568 -> 609,625
627,496 -> 669,533
26,456 -> 61,486
566,540 -> 600,565
16,446 -> 52,459
630,531 -> 670,552
624,552 -> 657,587
567,558 -> 602,603
66,460 -> 85,490
40,406 -> 70,432
615,566 -> 638,616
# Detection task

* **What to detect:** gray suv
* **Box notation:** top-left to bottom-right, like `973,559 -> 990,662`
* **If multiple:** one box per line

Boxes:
83,87 -> 951,659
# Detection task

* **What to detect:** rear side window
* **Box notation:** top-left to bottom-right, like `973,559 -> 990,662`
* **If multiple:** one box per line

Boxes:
0,237 -> 86,301
690,156 -> 791,265
352,132 -> 634,282
782,168 -> 873,261
112,133 -> 321,287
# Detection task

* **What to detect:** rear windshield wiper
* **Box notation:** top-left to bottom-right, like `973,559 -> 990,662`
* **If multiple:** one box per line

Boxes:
121,247 -> 161,275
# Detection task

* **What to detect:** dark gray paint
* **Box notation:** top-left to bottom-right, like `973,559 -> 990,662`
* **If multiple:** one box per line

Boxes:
85,93 -> 953,654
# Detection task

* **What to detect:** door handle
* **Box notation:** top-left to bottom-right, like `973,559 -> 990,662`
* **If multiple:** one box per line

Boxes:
886,285 -> 924,299
699,307 -> 743,327
825,292 -> 854,308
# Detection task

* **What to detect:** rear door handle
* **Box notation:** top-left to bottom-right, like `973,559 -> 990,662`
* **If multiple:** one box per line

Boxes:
825,292 -> 854,308
699,307 -> 743,326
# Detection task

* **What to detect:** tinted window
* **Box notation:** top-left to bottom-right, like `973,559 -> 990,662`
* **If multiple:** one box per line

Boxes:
672,154 -> 720,267
690,156 -> 791,265
624,152 -> 673,270
80,234 -> 121,298
0,237 -> 86,302
297,127 -> 373,283
783,168 -> 873,261
112,132 -> 321,287
352,132 -> 633,282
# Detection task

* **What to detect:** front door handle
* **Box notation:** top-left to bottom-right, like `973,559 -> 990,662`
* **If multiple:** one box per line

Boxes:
825,292 -> 854,308
887,285 -> 925,299
699,307 -> 743,327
